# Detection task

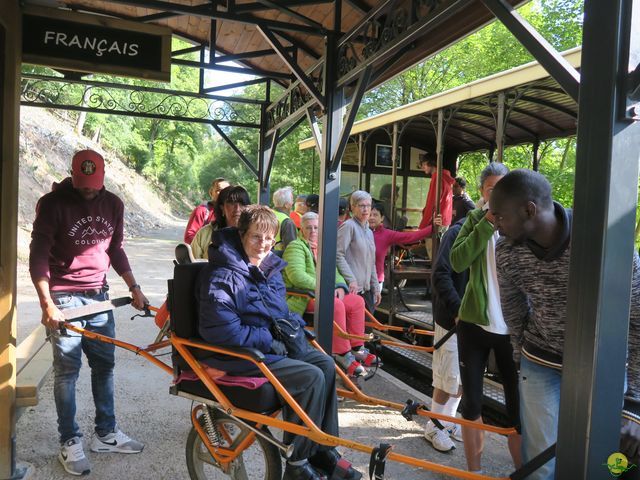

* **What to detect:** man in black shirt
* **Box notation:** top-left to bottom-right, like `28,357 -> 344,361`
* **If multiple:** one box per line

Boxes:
452,177 -> 475,225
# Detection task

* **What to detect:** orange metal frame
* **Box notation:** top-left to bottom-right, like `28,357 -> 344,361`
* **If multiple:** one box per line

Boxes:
60,306 -> 515,480
286,290 -> 436,352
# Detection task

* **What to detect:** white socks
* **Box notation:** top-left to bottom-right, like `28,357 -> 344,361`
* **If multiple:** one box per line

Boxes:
430,396 -> 461,419
430,399 -> 447,415
443,395 -> 461,419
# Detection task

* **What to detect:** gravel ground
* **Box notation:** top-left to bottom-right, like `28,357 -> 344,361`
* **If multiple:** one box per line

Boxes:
15,226 -> 515,479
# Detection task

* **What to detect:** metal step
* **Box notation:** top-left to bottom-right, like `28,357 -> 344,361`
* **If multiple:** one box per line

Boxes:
380,343 -> 507,417
394,310 -> 434,330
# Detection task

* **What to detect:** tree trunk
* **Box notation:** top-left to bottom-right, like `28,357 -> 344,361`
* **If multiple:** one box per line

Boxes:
559,137 -> 573,170
148,120 -> 160,163
75,88 -> 90,134
91,126 -> 101,144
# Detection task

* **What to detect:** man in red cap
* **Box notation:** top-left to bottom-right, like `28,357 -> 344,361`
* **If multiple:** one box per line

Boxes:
29,149 -> 148,476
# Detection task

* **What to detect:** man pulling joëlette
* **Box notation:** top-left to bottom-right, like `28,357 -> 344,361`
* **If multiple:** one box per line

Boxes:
30,149 -> 148,476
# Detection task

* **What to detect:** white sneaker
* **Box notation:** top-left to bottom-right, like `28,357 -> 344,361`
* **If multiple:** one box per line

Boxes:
90,429 -> 144,454
59,437 -> 91,476
446,423 -> 462,442
447,422 -> 463,442
424,422 -> 455,452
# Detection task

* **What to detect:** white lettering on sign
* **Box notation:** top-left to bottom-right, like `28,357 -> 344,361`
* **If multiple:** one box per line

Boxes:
43,30 -> 140,57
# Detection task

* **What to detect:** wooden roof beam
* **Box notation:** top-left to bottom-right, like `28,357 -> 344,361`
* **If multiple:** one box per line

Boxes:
274,31 -> 321,60
345,0 -> 371,14
256,0 -> 326,31
172,58 -> 294,80
103,0 -> 326,35
257,25 -> 326,108
233,0 -> 334,13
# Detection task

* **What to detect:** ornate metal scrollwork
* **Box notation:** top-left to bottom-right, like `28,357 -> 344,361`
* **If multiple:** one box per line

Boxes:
266,69 -> 321,131
20,77 -> 260,126
338,0 -> 444,82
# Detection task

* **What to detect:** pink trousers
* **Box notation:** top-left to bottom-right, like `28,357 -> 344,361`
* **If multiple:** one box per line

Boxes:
306,293 -> 365,354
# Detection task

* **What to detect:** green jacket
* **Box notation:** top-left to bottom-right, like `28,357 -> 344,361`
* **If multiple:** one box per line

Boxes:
449,208 -> 494,326
282,238 -> 348,315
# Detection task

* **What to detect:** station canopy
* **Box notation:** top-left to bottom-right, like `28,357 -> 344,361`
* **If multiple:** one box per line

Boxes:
34,0 -> 526,90
299,47 -> 581,154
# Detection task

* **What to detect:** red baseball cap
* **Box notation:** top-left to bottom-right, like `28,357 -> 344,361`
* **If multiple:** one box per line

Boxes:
71,150 -> 105,190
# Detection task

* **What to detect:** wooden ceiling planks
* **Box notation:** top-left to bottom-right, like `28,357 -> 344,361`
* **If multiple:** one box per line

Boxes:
55,0 -> 525,90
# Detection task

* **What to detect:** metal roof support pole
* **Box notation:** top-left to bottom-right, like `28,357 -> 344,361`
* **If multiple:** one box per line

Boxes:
0,2 -> 23,478
495,92 -> 505,162
258,128 -> 279,205
479,0 -> 580,102
532,139 -> 540,171
556,0 -> 640,478
198,45 -> 206,94
314,1 -> 343,353
257,26 -> 326,108
390,122 -> 399,230
432,108 -> 444,261
357,133 -> 364,190
210,123 -> 259,179
258,82 -> 278,205
388,122 -> 401,322
306,107 -> 323,156
209,17 -> 216,67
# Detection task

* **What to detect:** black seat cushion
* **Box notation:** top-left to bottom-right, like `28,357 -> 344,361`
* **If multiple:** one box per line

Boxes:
175,378 -> 282,413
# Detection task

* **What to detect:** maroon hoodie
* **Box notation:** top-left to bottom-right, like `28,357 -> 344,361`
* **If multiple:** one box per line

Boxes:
29,177 -> 132,292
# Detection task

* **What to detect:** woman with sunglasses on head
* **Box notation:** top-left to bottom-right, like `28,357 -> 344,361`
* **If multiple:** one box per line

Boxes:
191,185 -> 251,260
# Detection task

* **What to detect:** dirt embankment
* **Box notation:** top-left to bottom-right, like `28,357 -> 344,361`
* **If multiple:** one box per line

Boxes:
18,106 -> 190,258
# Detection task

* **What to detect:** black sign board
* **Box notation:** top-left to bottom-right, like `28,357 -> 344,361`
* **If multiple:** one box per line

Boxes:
22,7 -> 172,81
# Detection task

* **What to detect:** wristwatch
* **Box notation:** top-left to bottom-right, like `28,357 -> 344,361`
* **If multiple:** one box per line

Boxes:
129,284 -> 141,292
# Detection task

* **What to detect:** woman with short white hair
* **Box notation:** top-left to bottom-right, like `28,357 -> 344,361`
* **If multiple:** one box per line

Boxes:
273,186 -> 294,209
283,212 -> 378,378
336,190 -> 381,314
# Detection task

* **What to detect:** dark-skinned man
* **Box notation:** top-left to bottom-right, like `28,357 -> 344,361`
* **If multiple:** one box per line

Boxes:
490,169 -> 640,480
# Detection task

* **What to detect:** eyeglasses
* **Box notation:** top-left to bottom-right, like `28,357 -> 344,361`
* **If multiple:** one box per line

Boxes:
356,203 -> 372,210
248,234 -> 275,245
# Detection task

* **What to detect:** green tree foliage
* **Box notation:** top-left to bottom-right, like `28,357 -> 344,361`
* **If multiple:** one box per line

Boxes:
359,0 -> 584,118
456,138 -> 576,208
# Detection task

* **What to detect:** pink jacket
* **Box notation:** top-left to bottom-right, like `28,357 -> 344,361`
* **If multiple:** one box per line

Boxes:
372,225 -> 432,282
184,202 -> 215,244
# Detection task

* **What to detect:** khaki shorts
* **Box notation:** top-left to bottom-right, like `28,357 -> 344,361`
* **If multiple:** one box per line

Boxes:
431,323 -> 461,396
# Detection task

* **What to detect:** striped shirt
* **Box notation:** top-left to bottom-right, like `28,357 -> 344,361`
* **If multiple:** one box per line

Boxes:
496,202 -> 640,405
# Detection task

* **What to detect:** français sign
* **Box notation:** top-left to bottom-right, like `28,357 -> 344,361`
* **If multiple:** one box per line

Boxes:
22,7 -> 172,82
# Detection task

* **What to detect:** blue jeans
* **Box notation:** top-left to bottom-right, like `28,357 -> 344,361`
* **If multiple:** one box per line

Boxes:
50,290 -> 116,443
520,356 -> 562,480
